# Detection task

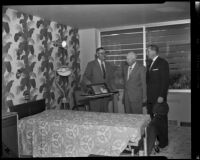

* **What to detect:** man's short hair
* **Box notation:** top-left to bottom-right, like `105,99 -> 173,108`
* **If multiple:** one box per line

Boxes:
127,52 -> 137,59
147,45 -> 159,54
96,47 -> 105,53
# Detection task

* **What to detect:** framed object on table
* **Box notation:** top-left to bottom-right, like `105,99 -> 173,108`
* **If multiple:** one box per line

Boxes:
89,83 -> 110,95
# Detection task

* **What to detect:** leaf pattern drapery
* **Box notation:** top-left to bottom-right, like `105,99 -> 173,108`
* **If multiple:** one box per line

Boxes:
36,19 -> 55,109
2,7 -> 14,109
13,11 -> 36,103
2,7 -> 80,111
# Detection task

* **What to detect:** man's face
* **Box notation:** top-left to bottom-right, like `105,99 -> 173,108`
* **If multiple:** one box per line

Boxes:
146,47 -> 156,60
97,49 -> 106,61
126,53 -> 136,66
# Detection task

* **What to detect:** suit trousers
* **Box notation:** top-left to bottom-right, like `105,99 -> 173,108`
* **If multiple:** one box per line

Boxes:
147,114 -> 168,154
89,97 -> 109,112
124,95 -> 142,114
146,102 -> 168,154
147,102 -> 154,118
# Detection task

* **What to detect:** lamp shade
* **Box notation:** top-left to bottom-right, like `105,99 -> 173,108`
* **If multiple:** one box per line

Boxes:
56,66 -> 72,77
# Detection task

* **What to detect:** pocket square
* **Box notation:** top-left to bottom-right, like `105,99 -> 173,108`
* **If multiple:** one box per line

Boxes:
152,68 -> 159,71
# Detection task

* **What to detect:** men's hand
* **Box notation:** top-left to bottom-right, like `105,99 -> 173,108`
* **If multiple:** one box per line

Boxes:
114,93 -> 120,101
86,80 -> 92,85
143,98 -> 147,103
157,96 -> 164,103
116,93 -> 120,100
143,106 -> 148,114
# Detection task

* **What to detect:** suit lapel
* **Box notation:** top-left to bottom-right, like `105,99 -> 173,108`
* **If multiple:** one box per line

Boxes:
104,62 -> 108,73
150,56 -> 160,71
95,60 -> 103,77
124,64 -> 128,81
128,63 -> 138,80
125,63 -> 138,81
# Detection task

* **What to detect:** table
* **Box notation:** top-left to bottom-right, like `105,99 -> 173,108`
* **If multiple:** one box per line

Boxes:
18,110 -> 150,157
78,91 -> 119,112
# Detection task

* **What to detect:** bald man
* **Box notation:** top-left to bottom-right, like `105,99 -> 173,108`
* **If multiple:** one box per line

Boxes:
122,52 -> 147,114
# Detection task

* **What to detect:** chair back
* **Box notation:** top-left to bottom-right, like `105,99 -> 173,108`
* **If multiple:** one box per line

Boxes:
74,90 -> 85,106
73,90 -> 89,110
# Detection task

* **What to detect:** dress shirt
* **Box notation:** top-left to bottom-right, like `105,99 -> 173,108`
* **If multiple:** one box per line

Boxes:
127,62 -> 136,80
97,58 -> 106,78
149,55 -> 158,70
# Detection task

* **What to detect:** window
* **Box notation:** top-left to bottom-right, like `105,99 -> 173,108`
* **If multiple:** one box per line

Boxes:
101,28 -> 144,89
146,23 -> 191,89
100,21 -> 191,90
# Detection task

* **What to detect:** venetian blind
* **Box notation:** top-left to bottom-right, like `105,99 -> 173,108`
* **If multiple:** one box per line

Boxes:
101,28 -> 143,89
146,23 -> 191,89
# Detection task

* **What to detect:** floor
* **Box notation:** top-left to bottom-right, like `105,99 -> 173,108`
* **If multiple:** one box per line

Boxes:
150,125 -> 191,159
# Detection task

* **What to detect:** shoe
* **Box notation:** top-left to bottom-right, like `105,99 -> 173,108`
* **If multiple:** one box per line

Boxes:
154,145 -> 160,153
122,149 -> 131,154
158,143 -> 168,149
154,139 -> 160,153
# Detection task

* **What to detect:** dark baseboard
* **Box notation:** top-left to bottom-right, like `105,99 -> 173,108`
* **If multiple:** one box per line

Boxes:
180,122 -> 191,127
20,155 -> 33,158
168,120 -> 178,126
168,120 -> 191,127
88,154 -> 109,157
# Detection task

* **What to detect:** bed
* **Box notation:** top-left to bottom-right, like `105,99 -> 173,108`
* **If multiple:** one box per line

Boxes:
11,100 -> 151,157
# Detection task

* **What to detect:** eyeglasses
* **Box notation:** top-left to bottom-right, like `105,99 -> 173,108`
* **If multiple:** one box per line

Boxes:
98,52 -> 106,55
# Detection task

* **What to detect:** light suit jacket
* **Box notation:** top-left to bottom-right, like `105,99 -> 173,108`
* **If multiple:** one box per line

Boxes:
82,59 -> 115,91
122,62 -> 147,103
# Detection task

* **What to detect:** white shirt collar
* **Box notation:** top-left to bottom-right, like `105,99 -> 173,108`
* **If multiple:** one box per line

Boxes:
152,55 -> 158,62
97,58 -> 105,65
129,62 -> 136,69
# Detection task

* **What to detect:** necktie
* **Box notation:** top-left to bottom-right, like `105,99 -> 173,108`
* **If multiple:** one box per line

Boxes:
101,61 -> 106,79
127,66 -> 133,80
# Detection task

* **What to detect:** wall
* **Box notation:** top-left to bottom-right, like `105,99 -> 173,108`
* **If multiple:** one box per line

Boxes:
168,91 -> 191,124
116,90 -> 191,123
2,7 -> 80,111
79,28 -> 100,76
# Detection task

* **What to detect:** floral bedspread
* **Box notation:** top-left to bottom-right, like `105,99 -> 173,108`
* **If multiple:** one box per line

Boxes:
18,110 -> 150,157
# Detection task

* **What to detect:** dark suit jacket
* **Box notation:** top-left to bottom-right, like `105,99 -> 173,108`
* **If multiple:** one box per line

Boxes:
147,56 -> 169,103
122,62 -> 147,103
82,59 -> 115,90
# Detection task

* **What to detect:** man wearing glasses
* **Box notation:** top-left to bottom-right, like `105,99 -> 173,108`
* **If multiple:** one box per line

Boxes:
82,47 -> 115,112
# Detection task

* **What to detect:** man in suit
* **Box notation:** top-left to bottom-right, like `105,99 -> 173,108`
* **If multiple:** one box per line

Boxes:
146,44 -> 170,154
122,52 -> 147,114
82,47 -> 115,112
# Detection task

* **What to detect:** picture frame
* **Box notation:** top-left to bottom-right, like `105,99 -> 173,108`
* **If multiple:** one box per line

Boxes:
88,83 -> 110,95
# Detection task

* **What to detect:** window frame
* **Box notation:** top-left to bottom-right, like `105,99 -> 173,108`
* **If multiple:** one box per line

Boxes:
99,19 -> 191,93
